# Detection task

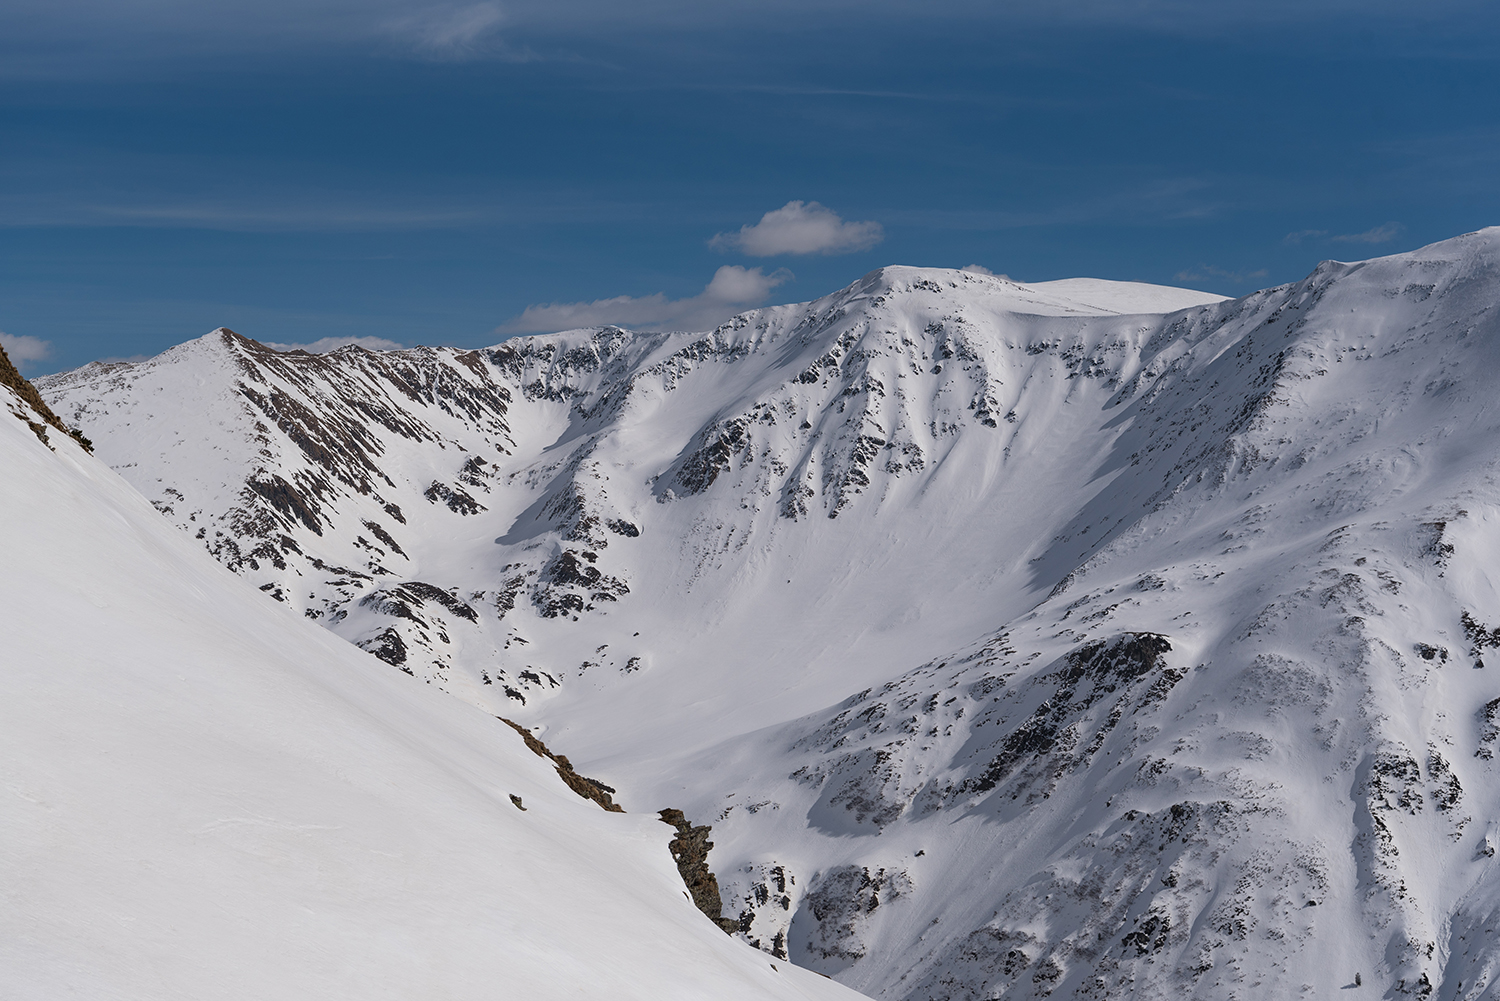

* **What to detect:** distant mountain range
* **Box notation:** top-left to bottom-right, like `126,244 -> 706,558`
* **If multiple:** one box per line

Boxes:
27,228 -> 1500,999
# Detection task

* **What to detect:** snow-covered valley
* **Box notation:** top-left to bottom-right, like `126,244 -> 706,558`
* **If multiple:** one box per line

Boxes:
23,227 -> 1500,999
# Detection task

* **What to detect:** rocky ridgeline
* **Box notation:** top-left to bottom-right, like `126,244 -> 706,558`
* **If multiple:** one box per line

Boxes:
0,340 -> 91,452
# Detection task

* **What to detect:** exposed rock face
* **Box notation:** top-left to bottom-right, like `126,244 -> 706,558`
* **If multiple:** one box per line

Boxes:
659,809 -> 739,934
0,341 -> 90,451
731,863 -> 799,960
795,865 -> 912,974
499,717 -> 624,813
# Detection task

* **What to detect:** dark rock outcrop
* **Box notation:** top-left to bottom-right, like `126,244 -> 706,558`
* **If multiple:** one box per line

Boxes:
0,342 -> 91,451
658,808 -> 738,934
498,717 -> 624,813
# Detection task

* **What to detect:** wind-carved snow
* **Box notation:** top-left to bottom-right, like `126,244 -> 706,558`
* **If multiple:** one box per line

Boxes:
39,229 -> 1500,1000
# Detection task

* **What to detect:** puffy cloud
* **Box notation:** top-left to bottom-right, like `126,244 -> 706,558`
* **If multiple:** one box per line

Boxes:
710,201 -> 883,257
959,264 -> 1015,279
500,265 -> 791,334
0,332 -> 52,371
262,335 -> 407,353
1331,222 -> 1403,244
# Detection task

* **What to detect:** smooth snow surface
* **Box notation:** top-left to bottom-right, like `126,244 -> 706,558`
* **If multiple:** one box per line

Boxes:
38,237 -> 1500,999
0,397 -> 857,1000
1022,277 -> 1227,314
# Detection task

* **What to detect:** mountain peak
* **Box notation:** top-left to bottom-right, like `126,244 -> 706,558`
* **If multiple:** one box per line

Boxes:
836,263 -> 1227,319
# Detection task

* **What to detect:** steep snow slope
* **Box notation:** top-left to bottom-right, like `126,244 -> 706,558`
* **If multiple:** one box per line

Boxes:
39,232 -> 1500,999
0,377 -> 858,1000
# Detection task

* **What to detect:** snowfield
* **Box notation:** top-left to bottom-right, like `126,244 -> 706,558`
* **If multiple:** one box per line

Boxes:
32,227 -> 1500,999
1,368 -> 858,1000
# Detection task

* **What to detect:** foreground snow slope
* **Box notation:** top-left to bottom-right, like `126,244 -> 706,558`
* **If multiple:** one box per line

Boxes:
0,383 -> 856,1000
39,231 -> 1500,999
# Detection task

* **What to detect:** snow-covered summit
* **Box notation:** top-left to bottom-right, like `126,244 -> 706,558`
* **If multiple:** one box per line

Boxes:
1021,276 -> 1227,314
38,229 -> 1500,999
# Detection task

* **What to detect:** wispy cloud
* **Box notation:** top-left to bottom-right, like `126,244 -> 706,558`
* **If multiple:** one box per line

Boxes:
0,0 -> 532,72
71,201 -> 487,232
0,0 -> 1486,81
1174,264 -> 1269,285
710,201 -> 883,257
1284,222 -> 1405,246
1331,222 -> 1404,244
500,265 -> 792,334
379,2 -> 522,61
262,335 -> 407,353
0,332 -> 52,372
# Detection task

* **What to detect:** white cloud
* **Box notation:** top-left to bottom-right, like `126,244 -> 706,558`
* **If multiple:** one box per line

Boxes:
959,264 -> 1017,280
262,335 -> 408,353
500,265 -> 792,334
379,2 -> 511,60
1331,222 -> 1403,244
710,201 -> 883,257
1282,229 -> 1329,245
0,332 -> 52,371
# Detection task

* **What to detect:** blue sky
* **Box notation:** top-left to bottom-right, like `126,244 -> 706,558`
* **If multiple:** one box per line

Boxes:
2,0 -> 1498,373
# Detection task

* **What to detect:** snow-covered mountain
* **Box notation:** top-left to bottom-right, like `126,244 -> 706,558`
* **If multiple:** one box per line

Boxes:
1,346 -> 858,1000
39,229 -> 1500,999
35,273 -> 1225,706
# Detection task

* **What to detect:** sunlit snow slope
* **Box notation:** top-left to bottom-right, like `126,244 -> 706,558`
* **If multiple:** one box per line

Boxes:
40,230 -> 1500,999
0,370 -> 858,1001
